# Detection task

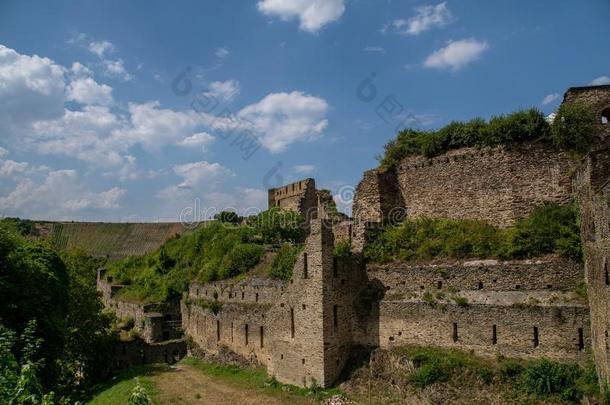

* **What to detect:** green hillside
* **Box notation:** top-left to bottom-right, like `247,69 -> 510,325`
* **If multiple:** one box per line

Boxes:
35,221 -> 200,260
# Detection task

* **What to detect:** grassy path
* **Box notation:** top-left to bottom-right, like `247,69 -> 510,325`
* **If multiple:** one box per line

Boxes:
88,358 -> 338,405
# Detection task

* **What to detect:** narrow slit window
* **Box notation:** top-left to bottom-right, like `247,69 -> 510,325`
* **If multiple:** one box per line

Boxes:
333,305 -> 338,330
478,281 -> 483,290
231,321 -> 234,342
245,324 -> 249,346
492,325 -> 497,345
216,320 -> 220,342
255,293 -> 259,302
453,323 -> 458,342
260,326 -> 264,349
303,253 -> 308,279
290,308 -> 295,339
578,328 -> 584,351
605,261 -> 609,286
533,326 -> 539,348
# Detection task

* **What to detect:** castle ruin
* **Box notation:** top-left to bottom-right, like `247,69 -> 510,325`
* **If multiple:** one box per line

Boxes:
98,85 -> 610,389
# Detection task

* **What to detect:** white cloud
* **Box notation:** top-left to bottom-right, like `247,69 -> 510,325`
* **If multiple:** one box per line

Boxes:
541,93 -> 560,106
204,80 -> 240,102
590,75 -> 610,86
404,2 -> 453,35
178,132 -> 215,149
64,186 -> 126,210
0,168 -> 126,218
0,160 -> 29,176
0,44 -> 66,127
257,0 -> 345,32
293,164 -> 315,174
237,91 -> 329,152
173,161 -> 232,189
88,40 -> 115,58
424,39 -> 488,70
69,62 -> 93,78
67,77 -> 113,105
363,46 -> 387,54
101,59 -> 132,81
0,147 -> 7,158
215,47 -> 230,58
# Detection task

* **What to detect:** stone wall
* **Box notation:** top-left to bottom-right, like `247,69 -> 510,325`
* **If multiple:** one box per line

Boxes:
359,301 -> 589,363
181,220 -> 366,388
367,257 -> 583,293
268,178 -> 318,218
97,270 -> 182,343
111,338 -> 187,372
575,147 -> 610,387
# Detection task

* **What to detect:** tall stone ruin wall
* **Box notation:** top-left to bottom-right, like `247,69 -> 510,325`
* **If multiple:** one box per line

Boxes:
575,147 -> 610,387
352,143 -> 575,236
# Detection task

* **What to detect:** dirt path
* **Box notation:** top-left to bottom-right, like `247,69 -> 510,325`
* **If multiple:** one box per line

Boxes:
149,364 -> 316,405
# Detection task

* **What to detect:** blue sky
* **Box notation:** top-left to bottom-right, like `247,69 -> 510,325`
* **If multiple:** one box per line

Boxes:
0,0 -> 608,221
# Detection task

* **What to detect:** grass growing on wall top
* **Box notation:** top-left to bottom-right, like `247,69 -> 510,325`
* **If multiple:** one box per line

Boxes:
364,202 -> 582,263
106,208 -> 304,304
378,103 -> 596,171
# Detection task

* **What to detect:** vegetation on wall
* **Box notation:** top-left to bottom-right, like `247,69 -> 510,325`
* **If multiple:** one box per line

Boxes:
0,221 -> 115,403
267,243 -> 302,280
378,104 -> 596,171
396,346 -> 597,403
364,202 -> 582,263
106,208 -> 305,303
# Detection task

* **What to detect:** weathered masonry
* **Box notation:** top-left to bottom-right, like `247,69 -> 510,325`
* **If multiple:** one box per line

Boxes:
98,85 -> 610,389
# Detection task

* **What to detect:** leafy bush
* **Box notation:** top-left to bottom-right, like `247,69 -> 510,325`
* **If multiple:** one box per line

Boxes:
333,239 -> 352,257
364,202 -> 581,263
551,102 -> 596,153
214,211 -> 241,224
521,358 -> 581,401
379,109 -> 552,171
245,207 -> 305,244
268,244 -> 301,280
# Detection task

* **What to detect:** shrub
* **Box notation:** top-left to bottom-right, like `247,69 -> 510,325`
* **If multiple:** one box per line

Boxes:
333,239 -> 352,257
379,109 -> 552,171
551,102 -> 596,153
452,296 -> 468,307
364,202 -> 581,263
520,358 -> 581,401
214,211 -> 241,224
268,244 -> 300,280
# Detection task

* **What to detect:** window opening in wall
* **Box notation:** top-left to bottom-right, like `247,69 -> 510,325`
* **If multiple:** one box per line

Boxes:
255,293 -> 259,302
605,261 -> 609,286
606,331 -> 609,352
452,323 -> 458,342
492,325 -> 497,345
533,326 -> 539,348
601,108 -> 610,125
302,358 -> 305,364
241,292 -> 245,300
290,308 -> 295,338
333,257 -> 338,278
302,304 -> 306,310
578,328 -> 584,351
231,322 -> 234,342
515,285 -> 521,290
245,324 -> 249,346
303,253 -> 308,279
216,320 -> 220,342
333,305 -> 338,330
260,326 -> 264,348
437,281 -> 442,289
478,281 -> 483,290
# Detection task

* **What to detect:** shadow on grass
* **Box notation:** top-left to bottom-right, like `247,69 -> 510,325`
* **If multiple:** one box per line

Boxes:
88,363 -> 170,398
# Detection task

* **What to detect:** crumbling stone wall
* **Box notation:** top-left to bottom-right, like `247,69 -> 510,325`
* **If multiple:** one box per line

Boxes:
575,147 -> 610,387
367,258 -> 583,293
362,301 -> 589,363
268,178 -> 318,219
97,269 -> 182,343
111,338 -> 187,372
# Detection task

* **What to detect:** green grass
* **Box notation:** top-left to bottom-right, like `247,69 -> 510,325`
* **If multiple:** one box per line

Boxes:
392,346 -> 599,403
87,365 -> 164,405
364,202 -> 582,263
181,357 -> 343,400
